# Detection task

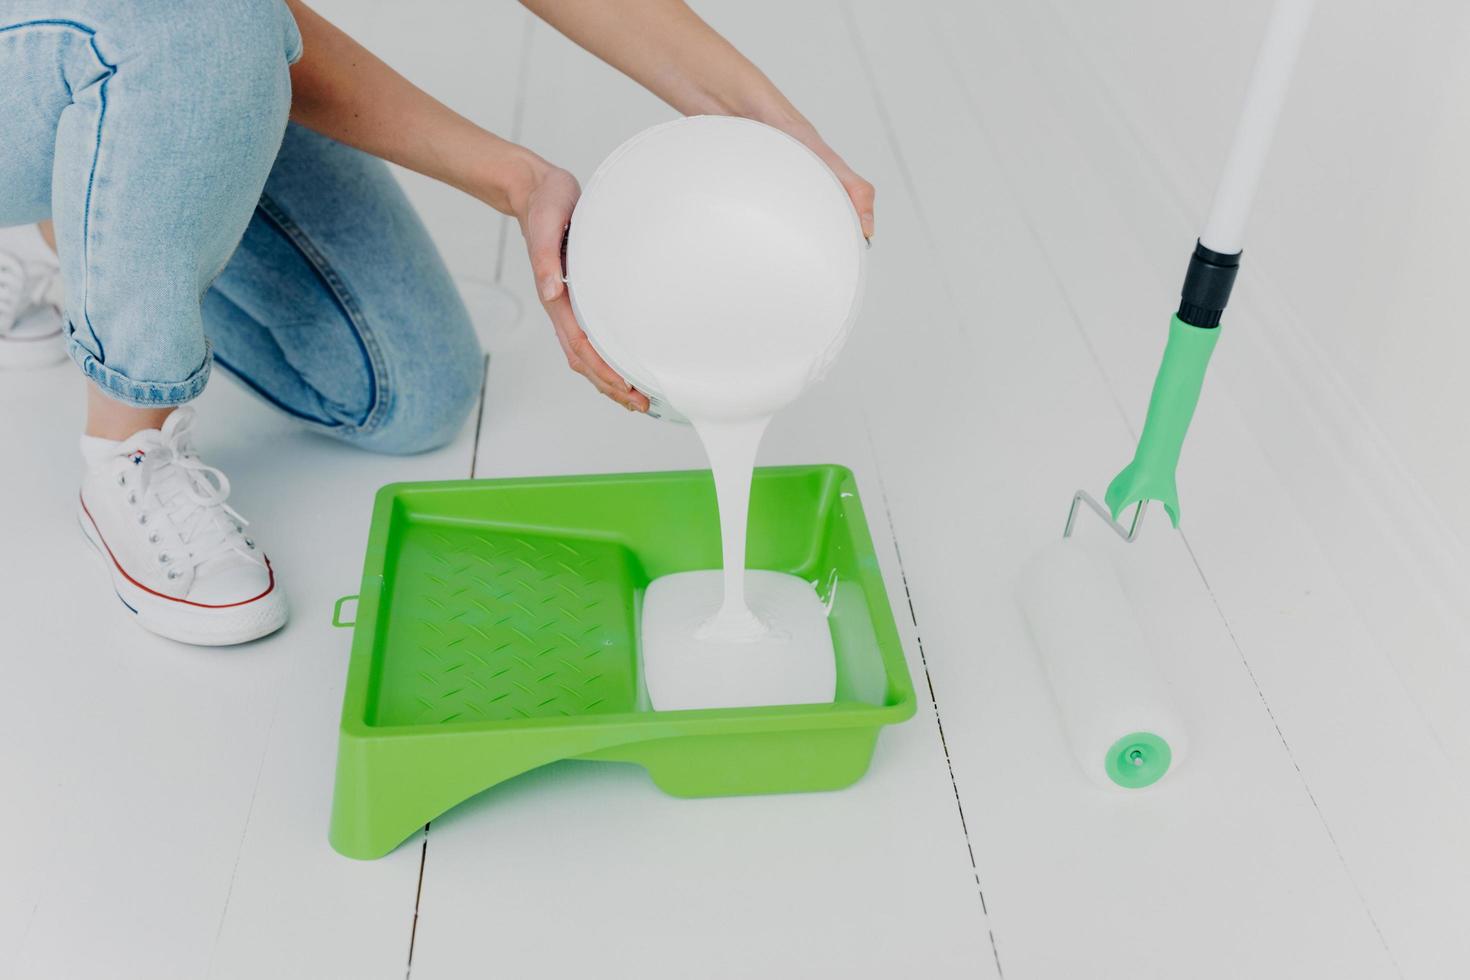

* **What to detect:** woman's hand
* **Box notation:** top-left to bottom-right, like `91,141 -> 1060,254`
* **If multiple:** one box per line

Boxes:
512,132 -> 866,415
515,162 -> 650,413
510,128 -> 865,414
281,0 -> 866,414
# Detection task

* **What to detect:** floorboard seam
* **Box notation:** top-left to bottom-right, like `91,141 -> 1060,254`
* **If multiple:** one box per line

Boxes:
405,823 -> 431,978
935,0 -> 1406,967
204,689 -> 283,978
843,4 -> 1005,972
413,337 -> 492,975
858,3 -> 1403,973
402,822 -> 429,975
859,407 -> 1005,980
469,354 -> 491,478
1177,537 -> 1404,978
1039,0 -> 1470,784
921,8 -> 1139,445
838,0 -> 966,350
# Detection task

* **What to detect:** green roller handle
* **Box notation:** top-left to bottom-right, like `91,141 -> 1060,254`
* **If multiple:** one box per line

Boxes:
1104,314 -> 1220,527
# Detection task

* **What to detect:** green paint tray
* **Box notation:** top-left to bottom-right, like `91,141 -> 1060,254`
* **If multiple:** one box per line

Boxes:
328,465 -> 915,860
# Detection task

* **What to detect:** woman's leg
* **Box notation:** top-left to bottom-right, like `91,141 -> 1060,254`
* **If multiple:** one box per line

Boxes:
0,1 -> 300,431
1,1 -> 301,645
206,124 -> 484,455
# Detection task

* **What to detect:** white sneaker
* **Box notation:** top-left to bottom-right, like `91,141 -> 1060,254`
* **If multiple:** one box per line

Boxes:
77,407 -> 288,646
0,225 -> 66,370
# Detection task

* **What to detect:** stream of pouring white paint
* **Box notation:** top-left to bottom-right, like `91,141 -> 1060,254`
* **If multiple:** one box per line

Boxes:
565,116 -> 867,710
637,367 -> 843,710
639,449 -> 839,709
687,415 -> 772,641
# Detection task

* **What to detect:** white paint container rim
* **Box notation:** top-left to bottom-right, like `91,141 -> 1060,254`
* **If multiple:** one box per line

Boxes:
565,115 -> 869,422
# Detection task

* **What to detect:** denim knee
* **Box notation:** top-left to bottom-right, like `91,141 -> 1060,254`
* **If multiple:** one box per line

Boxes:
123,0 -> 302,71
346,327 -> 484,456
58,0 -> 302,407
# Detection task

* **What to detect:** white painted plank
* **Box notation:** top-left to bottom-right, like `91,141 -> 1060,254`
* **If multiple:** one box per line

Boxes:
843,2 -> 1401,977
6,1 -> 1464,977
1,3 -> 520,977
205,3 -> 528,978
330,0 -> 532,288
197,376 -> 483,980
0,378 -> 278,980
408,12 -> 994,980
1051,0 -> 1470,570
0,368 -> 478,980
1031,0 -> 1470,778
926,0 -> 1470,973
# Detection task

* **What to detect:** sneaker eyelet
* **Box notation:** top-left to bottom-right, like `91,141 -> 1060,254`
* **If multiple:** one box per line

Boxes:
166,569 -> 180,581
137,514 -> 148,525
116,474 -> 127,487
148,532 -> 160,544
244,537 -> 255,549
158,553 -> 171,565
127,492 -> 137,505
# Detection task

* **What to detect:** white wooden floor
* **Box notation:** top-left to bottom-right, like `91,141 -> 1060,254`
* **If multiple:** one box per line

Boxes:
4,2 -> 1469,978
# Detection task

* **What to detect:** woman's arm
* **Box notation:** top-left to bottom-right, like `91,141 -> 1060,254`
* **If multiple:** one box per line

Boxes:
283,0 -> 648,410
286,2 -> 536,215
281,1 -> 872,413
520,0 -> 875,239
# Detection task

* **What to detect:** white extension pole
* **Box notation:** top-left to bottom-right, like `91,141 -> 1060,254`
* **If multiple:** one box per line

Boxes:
1199,0 -> 1316,255
1019,1 -> 1317,791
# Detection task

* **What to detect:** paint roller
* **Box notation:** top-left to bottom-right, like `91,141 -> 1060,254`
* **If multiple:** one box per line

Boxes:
1018,0 -> 1315,789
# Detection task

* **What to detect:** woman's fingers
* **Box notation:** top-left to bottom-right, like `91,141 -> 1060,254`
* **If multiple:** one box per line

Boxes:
544,290 -> 649,412
825,156 -> 875,238
526,207 -> 571,305
565,330 -> 624,392
521,166 -> 649,412
840,171 -> 876,239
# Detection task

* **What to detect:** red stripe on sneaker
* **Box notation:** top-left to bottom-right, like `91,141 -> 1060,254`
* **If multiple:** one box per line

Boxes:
79,492 -> 276,609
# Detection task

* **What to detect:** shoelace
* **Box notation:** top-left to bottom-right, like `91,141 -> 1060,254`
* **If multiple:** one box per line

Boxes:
0,248 -> 62,335
136,410 -> 263,570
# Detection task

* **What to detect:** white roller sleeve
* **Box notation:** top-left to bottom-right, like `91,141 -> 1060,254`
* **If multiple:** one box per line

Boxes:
1017,540 -> 1188,788
1199,0 -> 1315,254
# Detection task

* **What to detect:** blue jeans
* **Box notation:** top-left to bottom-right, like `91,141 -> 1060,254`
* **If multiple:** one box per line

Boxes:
0,1 -> 483,453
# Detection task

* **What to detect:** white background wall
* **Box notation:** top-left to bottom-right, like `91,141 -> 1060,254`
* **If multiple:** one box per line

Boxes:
1057,0 -> 1470,549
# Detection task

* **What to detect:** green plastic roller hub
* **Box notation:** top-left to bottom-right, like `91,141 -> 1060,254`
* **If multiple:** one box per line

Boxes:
1105,731 -> 1173,789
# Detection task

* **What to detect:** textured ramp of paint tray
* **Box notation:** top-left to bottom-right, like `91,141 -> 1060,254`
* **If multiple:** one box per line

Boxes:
369,523 -> 640,727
